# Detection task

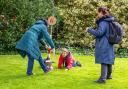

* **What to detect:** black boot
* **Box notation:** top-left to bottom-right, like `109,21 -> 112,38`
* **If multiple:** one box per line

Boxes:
96,78 -> 106,84
27,73 -> 36,76
107,75 -> 112,79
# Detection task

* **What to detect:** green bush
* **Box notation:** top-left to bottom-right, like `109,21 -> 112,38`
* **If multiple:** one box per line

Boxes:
1,0 -> 128,54
0,0 -> 60,53
57,0 -> 128,49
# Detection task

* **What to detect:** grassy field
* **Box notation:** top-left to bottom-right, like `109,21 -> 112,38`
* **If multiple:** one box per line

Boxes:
0,54 -> 128,89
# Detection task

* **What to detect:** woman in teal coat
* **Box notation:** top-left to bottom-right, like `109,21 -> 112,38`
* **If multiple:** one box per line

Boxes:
16,19 -> 55,75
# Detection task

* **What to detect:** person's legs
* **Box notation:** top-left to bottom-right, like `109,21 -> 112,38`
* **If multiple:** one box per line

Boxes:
72,61 -> 82,67
96,63 -> 107,83
76,61 -> 82,67
27,54 -> 34,75
100,63 -> 107,80
72,61 -> 77,67
38,55 -> 48,73
107,64 -> 112,79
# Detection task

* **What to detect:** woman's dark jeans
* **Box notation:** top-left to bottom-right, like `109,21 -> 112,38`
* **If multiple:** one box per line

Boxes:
27,53 -> 48,75
100,63 -> 112,80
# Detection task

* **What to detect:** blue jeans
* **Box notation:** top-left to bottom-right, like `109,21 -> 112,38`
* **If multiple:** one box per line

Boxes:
27,53 -> 48,74
72,61 -> 77,67
72,61 -> 81,67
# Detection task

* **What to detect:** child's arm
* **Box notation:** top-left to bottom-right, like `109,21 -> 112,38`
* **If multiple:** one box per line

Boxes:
45,44 -> 51,57
66,58 -> 73,70
66,53 -> 74,70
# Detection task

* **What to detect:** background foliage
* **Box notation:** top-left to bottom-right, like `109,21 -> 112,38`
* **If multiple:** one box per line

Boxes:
56,0 -> 128,49
0,0 -> 128,55
0,0 -> 60,54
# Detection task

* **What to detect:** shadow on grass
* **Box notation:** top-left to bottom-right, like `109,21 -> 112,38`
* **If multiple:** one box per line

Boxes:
0,74 -> 27,81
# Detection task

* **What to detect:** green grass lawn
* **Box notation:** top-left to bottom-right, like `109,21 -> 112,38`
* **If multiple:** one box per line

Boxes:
0,54 -> 128,89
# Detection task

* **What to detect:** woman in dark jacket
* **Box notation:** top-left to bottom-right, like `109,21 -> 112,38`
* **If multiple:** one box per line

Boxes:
87,6 -> 115,83
16,19 -> 55,75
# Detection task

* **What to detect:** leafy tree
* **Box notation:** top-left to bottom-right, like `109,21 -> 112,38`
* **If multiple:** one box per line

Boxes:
0,0 -> 59,53
56,0 -> 128,49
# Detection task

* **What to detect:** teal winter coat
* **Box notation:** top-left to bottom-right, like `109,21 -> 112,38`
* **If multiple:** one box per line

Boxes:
16,20 -> 55,60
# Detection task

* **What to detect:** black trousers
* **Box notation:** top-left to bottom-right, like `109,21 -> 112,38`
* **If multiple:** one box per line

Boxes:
100,63 -> 112,80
